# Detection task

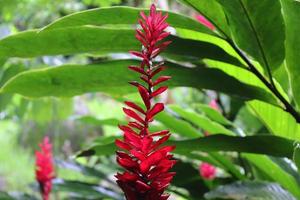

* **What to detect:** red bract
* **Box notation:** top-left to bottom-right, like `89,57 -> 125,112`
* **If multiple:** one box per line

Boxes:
195,15 -> 215,31
115,4 -> 176,200
35,137 -> 55,200
199,162 -> 216,180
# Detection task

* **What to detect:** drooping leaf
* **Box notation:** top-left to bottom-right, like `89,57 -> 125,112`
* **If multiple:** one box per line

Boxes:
0,60 -> 276,105
78,134 -> 295,159
0,27 -> 241,66
280,0 -> 300,108
172,135 -> 294,158
216,0 -> 285,73
205,181 -> 296,200
44,6 -> 213,35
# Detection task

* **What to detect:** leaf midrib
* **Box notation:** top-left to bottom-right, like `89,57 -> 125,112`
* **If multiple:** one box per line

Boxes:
238,0 -> 271,74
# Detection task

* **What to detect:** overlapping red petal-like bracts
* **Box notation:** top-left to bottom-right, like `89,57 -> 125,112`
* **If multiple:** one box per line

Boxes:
35,137 -> 55,200
115,4 -> 176,200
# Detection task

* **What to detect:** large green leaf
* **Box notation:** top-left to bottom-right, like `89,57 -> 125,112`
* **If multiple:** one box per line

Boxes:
78,134 -> 295,159
44,6 -> 213,35
205,181 -> 296,200
244,154 -> 300,198
247,100 -> 300,141
280,0 -> 300,108
0,60 -> 276,104
217,0 -> 285,73
0,27 -> 241,66
178,0 -> 230,37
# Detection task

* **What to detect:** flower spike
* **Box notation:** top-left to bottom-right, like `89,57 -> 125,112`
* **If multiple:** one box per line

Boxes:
35,136 -> 55,200
115,4 -> 175,200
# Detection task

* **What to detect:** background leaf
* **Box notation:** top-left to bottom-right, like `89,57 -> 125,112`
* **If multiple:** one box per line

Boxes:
205,181 -> 296,200
244,154 -> 300,198
168,104 -> 235,135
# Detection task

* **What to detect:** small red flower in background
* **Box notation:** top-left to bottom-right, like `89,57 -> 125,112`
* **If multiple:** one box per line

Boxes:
35,136 -> 55,200
115,4 -> 176,200
195,15 -> 215,31
199,162 -> 216,180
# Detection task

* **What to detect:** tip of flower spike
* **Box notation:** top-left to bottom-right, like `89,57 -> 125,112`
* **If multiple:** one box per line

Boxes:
150,4 -> 157,16
39,136 -> 51,148
35,136 -> 55,200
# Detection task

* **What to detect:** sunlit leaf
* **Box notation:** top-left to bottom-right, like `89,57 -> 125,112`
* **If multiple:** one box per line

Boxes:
44,6 -> 213,35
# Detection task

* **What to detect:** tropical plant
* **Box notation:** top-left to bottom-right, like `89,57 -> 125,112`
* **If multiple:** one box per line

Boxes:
1,0 -> 300,199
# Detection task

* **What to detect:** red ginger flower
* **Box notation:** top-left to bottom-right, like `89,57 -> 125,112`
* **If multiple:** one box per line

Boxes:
35,136 -> 55,200
115,4 -> 176,200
